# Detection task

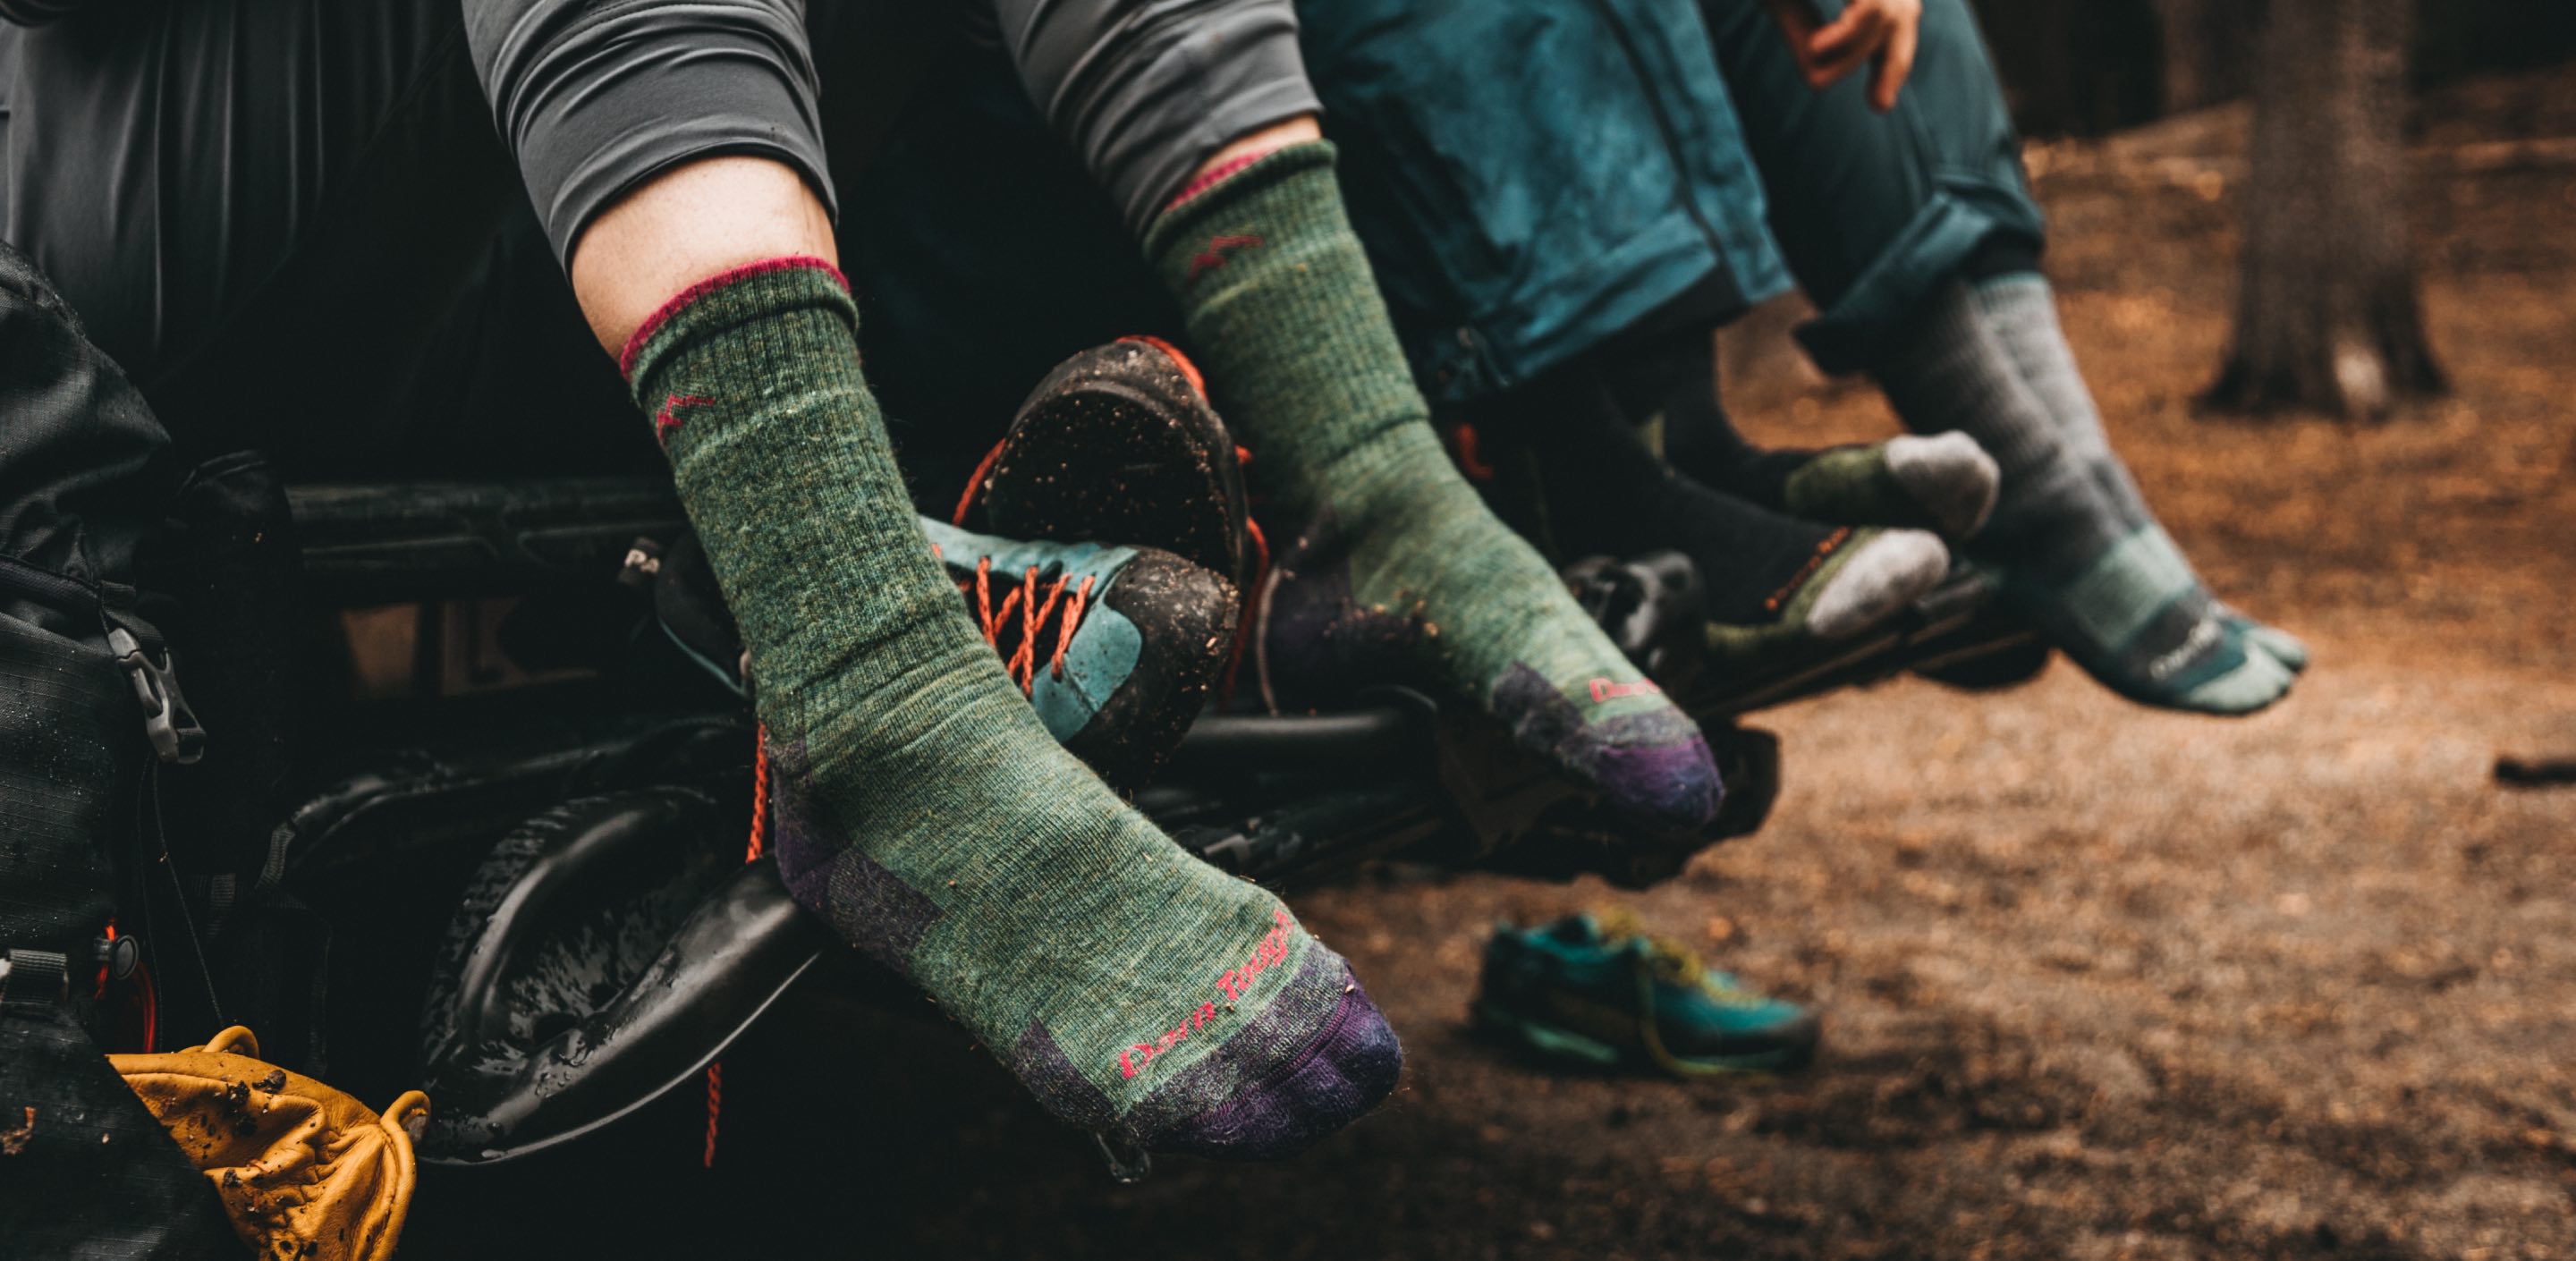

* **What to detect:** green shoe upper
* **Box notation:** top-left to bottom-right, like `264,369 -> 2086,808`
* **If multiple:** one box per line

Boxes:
1475,911 -> 1818,1075
922,519 -> 1144,738
924,517 -> 1239,791
1779,432 -> 2000,542
1699,525 -> 1952,674
656,512 -> 1233,791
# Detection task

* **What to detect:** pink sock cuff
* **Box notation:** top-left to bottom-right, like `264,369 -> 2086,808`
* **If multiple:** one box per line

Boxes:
1167,142 -> 1310,214
617,255 -> 851,380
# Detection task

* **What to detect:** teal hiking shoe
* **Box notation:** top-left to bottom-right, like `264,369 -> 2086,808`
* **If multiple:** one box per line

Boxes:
653,514 -> 1238,791
1472,910 -> 1819,1075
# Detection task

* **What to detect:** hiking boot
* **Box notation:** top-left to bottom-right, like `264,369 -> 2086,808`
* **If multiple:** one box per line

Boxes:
971,337 -> 1253,589
652,515 -> 1238,791
1472,910 -> 1819,1075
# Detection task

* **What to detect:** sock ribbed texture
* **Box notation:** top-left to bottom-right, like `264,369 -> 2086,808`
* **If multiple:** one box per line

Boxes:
622,258 -> 1397,1157
1975,274 -> 2308,672
1146,144 -> 1720,833
1873,282 -> 2292,714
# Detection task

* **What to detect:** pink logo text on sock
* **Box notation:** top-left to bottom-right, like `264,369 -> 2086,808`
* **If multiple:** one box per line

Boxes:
1589,677 -> 1663,704
1119,910 -> 1299,1080
1185,234 -> 1265,285
655,394 -> 715,444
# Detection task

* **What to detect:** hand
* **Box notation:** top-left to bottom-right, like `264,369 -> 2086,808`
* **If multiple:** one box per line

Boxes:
1762,0 -> 1921,113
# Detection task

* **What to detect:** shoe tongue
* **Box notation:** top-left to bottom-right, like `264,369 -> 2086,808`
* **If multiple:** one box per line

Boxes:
1589,906 -> 1650,944
1589,908 -> 1709,986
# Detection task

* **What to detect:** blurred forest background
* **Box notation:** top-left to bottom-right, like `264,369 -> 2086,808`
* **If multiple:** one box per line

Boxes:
1970,0 -> 2575,137
1961,0 -> 2575,419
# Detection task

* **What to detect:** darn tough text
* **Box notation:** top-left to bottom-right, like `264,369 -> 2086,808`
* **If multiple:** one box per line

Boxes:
1119,909 -> 1298,1079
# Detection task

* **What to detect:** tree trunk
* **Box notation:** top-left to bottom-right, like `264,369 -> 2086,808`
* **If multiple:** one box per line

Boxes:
2151,0 -> 2256,113
2205,0 -> 2445,419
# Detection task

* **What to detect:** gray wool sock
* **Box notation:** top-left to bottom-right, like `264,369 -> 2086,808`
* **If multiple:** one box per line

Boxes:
1873,282 -> 2291,714
1975,275 -> 2309,673
1971,275 -> 2146,525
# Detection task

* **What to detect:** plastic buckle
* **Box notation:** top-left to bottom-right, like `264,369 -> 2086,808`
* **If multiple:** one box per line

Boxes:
106,624 -> 207,766
94,933 -> 141,982
0,949 -> 72,1004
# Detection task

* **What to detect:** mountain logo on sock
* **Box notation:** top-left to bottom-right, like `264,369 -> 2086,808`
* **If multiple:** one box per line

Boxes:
1185,233 -> 1265,285
654,393 -> 716,444
2146,611 -> 2224,682
1588,677 -> 1663,703
1120,910 -> 1301,1079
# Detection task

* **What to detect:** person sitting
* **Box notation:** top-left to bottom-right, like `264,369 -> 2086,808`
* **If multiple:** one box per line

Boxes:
1,0 -> 1771,1162
1301,0 -> 2306,714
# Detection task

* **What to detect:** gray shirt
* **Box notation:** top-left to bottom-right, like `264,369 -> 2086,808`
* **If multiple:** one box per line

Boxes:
468,0 -> 1319,262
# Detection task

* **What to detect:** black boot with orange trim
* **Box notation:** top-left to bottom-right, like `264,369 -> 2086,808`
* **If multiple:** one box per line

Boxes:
970,336 -> 1257,593
962,336 -> 1272,705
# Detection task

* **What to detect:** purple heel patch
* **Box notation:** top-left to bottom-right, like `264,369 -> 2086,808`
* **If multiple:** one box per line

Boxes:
1009,1020 -> 1119,1131
764,738 -> 945,970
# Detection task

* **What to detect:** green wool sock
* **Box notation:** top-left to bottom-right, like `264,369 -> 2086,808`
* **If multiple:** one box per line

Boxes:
1147,144 -> 1720,834
1774,433 -> 2000,543
622,258 -> 1397,1158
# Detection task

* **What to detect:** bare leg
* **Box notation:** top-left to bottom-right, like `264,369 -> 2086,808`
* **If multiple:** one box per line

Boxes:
568,156 -> 838,353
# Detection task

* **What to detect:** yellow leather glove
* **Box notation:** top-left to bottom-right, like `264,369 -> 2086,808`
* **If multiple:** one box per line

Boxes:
109,1027 -> 428,1261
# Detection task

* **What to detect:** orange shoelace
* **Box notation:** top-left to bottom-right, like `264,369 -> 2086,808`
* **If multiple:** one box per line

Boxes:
949,336 -> 1264,707
706,723 -> 774,1170
1221,444 -> 1270,712
944,545 -> 1098,695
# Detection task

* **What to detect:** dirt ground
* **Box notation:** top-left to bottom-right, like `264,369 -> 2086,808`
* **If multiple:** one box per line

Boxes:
403,68 -> 2576,1261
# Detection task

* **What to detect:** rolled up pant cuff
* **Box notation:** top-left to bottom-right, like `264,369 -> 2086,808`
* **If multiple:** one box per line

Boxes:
1793,178 -> 2043,376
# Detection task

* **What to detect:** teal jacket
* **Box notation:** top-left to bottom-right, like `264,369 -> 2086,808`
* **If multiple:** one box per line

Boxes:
1299,0 -> 1792,401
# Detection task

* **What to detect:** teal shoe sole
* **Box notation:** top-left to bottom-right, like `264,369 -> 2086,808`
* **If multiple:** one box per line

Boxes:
1471,1002 -> 1813,1077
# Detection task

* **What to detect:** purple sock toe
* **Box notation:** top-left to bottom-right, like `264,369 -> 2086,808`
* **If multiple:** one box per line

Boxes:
1142,960 -> 1402,1161
1494,665 -> 1722,833
1582,722 -> 1721,832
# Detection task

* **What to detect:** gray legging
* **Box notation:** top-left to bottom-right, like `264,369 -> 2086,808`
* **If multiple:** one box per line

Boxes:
0,0 -> 1313,472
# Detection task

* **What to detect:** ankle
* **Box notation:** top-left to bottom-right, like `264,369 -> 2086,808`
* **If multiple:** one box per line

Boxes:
1283,419 -> 1466,529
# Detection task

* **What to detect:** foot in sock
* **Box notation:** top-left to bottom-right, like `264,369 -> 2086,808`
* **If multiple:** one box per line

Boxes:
1875,281 -> 2293,714
1146,144 -> 1722,835
654,515 -> 1240,791
1474,376 -> 1953,673
1974,274 -> 2306,673
625,258 -> 1398,1158
1619,335 -> 2000,541
1772,434 -> 2001,543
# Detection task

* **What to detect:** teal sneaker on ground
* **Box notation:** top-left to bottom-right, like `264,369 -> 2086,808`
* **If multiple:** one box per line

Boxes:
1472,910 -> 1820,1076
